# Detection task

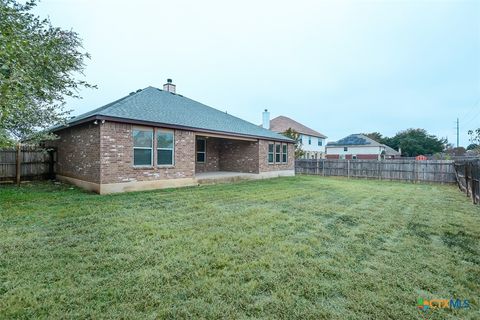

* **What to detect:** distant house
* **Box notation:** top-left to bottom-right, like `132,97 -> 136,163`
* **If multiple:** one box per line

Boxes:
261,110 -> 328,159
326,134 -> 401,160
48,80 -> 295,194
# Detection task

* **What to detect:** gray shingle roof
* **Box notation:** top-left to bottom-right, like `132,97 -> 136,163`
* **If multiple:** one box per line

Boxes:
326,134 -> 400,155
269,116 -> 327,138
327,134 -> 379,146
54,87 -> 292,142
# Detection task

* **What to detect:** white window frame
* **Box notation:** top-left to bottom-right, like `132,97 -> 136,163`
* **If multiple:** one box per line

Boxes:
157,129 -> 175,167
275,143 -> 281,163
282,143 -> 288,163
268,143 -> 275,164
133,128 -> 153,167
318,139 -> 322,146
308,137 -> 312,145
196,138 -> 206,163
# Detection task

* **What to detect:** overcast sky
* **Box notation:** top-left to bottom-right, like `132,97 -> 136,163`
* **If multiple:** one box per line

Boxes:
34,0 -> 479,146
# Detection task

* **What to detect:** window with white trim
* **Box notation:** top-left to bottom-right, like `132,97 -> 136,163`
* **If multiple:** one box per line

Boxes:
157,129 -> 174,166
308,137 -> 312,145
282,144 -> 288,163
196,138 -> 206,163
275,144 -> 281,163
268,143 -> 274,163
318,139 -> 323,146
133,129 -> 153,166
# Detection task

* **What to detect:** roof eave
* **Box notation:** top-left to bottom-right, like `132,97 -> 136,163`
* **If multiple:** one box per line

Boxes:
52,115 -> 294,143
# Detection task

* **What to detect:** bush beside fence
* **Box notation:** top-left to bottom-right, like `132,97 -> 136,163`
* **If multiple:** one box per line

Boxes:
295,159 -> 456,183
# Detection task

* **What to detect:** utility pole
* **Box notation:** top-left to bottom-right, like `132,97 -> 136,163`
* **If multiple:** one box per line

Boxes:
456,118 -> 459,148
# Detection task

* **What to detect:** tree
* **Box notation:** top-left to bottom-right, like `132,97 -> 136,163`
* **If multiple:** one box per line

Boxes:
282,128 -> 305,159
0,0 -> 94,146
466,143 -> 478,151
362,132 -> 385,144
468,128 -> 480,145
385,128 -> 446,157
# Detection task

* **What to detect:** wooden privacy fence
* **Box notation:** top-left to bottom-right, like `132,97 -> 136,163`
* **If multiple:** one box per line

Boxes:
453,159 -> 480,204
0,146 -> 55,183
295,159 -> 456,183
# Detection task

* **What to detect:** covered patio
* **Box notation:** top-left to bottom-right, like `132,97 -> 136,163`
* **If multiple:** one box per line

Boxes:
194,134 -> 260,175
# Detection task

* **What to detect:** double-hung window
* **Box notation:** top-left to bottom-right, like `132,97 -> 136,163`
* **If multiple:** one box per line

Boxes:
308,137 -> 312,145
157,130 -> 174,166
275,144 -> 281,163
282,144 -> 288,163
133,129 -> 153,166
196,138 -> 206,163
268,143 -> 274,163
318,139 -> 322,146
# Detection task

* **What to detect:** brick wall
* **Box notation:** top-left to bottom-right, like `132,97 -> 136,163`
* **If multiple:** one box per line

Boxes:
326,154 -> 340,159
326,154 -> 380,160
52,120 -> 294,185
349,154 -> 379,160
218,140 -> 259,173
100,121 -> 195,184
195,137 -> 220,173
258,140 -> 295,172
49,123 -> 101,183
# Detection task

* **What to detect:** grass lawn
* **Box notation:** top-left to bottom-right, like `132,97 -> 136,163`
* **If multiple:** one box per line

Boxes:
1,176 -> 479,319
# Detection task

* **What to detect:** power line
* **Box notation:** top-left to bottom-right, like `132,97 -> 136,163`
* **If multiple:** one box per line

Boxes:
460,98 -> 480,123
463,109 -> 480,127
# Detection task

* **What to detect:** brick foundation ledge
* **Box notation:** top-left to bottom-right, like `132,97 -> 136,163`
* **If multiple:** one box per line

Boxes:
56,170 -> 295,194
56,174 -> 197,194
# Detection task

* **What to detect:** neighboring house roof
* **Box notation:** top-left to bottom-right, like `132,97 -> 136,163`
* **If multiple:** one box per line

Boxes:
52,87 -> 292,142
269,116 -> 327,139
384,145 -> 401,155
326,134 -> 400,155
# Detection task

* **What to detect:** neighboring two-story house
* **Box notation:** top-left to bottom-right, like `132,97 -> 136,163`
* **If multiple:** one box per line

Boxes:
261,110 -> 327,159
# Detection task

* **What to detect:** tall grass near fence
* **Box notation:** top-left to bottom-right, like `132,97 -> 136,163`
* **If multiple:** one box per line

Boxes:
295,159 -> 456,183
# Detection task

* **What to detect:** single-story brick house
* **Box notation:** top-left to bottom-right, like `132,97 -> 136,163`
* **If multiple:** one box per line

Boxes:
49,80 -> 295,194
325,134 -> 401,160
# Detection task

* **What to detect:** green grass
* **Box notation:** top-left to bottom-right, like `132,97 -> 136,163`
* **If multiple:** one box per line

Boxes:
1,176 -> 479,319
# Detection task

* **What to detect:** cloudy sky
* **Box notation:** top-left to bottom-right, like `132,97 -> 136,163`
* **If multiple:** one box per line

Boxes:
34,0 -> 479,146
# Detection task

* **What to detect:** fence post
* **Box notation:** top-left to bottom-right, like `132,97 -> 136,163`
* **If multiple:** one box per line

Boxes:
472,169 -> 476,204
347,160 -> 350,178
322,159 -> 325,176
48,149 -> 55,180
15,143 -> 21,186
414,160 -> 418,183
465,164 -> 469,197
